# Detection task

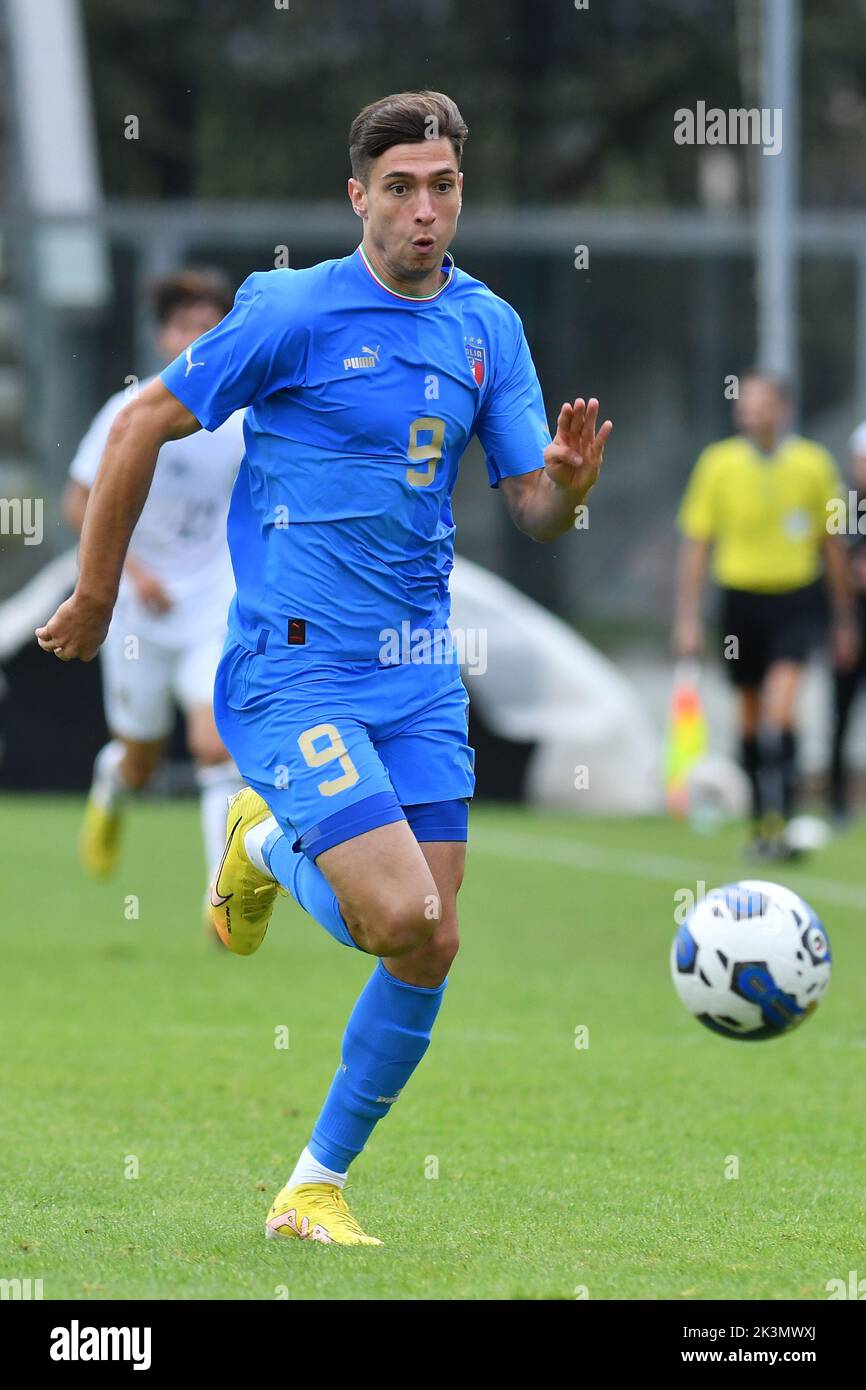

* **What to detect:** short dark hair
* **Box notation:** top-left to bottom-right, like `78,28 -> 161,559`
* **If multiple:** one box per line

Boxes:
740,367 -> 794,403
349,90 -> 468,185
148,267 -> 234,327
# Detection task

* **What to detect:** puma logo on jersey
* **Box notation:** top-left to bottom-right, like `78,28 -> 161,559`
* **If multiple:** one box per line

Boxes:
343,344 -> 381,370
185,346 -> 205,376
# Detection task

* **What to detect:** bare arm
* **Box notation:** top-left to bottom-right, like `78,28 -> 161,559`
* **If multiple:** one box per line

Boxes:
62,475 -> 173,613
823,533 -> 860,670
500,397 -> 612,543
501,467 -> 589,543
672,537 -> 712,657
62,478 -> 90,533
37,380 -> 200,660
823,532 -> 855,618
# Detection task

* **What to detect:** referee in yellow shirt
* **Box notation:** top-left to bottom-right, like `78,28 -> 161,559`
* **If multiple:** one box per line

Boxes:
673,369 -> 858,858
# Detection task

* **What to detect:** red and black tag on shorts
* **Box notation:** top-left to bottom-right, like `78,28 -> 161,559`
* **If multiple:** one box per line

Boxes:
287,618 -> 306,646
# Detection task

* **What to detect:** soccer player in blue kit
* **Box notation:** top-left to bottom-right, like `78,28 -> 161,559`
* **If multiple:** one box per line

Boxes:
37,91 -> 611,1246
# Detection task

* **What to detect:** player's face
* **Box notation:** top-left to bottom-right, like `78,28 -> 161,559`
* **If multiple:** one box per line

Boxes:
734,378 -> 788,444
157,302 -> 224,363
349,138 -> 463,283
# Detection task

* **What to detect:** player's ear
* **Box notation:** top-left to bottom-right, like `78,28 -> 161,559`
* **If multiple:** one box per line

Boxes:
347,177 -> 367,220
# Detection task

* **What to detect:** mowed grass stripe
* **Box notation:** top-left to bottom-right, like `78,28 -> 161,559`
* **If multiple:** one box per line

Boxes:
1,796 -> 863,1300
470,823 -> 866,910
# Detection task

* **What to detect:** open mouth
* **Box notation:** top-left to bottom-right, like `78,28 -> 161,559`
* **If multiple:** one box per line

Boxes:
412,238 -> 435,252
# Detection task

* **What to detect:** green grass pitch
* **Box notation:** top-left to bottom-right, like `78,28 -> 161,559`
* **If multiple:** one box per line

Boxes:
1,793 -> 863,1300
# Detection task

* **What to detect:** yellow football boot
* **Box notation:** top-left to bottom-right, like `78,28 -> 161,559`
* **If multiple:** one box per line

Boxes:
265,1183 -> 382,1246
202,893 -> 225,947
209,787 -> 285,955
80,797 -> 122,878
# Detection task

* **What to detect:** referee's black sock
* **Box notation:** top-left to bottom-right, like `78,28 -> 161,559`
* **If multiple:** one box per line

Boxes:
781,729 -> 798,821
757,728 -> 786,830
740,734 -> 762,825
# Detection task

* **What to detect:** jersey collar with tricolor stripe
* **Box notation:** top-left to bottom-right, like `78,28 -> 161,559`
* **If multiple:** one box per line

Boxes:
356,243 -> 455,302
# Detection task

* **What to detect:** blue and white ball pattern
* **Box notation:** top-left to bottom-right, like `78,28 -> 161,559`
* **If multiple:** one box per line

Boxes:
671,880 -> 831,1040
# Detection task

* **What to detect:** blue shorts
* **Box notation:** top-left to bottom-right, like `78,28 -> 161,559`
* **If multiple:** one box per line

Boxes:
214,638 -> 475,859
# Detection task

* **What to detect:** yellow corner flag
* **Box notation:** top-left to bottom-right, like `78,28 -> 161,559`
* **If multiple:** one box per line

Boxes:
664,660 -> 709,818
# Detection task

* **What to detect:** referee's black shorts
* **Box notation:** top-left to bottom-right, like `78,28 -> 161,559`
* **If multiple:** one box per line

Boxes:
718,579 -> 826,688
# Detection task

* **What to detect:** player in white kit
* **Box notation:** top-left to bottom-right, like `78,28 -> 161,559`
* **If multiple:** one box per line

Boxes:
63,269 -> 245,905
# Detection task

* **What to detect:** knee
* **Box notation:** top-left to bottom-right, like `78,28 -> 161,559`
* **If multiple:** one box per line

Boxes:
419,922 -> 460,977
121,745 -> 161,789
350,890 -> 441,957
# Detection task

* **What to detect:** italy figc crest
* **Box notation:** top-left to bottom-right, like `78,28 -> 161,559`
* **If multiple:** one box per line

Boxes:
464,336 -> 486,386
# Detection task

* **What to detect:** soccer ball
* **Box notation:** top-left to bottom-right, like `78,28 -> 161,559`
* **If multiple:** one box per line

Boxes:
784,815 -> 833,854
671,879 -> 831,1040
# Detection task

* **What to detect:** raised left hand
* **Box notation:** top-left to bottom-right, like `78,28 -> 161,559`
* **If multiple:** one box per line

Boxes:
543,397 -> 612,496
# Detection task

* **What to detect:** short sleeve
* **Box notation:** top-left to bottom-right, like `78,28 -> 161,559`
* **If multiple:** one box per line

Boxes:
677,447 -> 720,541
474,314 -> 552,487
160,271 -> 306,431
69,392 -> 127,488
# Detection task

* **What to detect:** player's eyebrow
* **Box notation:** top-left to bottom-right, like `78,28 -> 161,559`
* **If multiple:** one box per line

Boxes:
380,166 -> 457,183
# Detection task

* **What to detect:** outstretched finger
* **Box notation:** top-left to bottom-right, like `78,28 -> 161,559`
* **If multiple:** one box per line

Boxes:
581,398 -> 599,445
556,401 -> 573,437
570,397 -> 586,439
595,418 -> 614,451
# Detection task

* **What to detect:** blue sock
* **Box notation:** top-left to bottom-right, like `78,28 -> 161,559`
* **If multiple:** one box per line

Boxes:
309,959 -> 447,1172
264,829 -> 358,950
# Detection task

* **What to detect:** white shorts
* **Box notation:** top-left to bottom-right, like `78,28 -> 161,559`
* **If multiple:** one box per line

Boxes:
100,609 -> 227,743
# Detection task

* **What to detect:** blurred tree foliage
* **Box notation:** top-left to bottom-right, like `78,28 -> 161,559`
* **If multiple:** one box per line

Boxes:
82,0 -> 866,207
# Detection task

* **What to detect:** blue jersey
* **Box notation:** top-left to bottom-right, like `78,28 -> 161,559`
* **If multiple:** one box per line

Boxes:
161,245 -> 551,660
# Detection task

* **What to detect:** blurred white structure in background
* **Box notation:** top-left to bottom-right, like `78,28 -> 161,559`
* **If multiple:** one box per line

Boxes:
6,0 -> 109,309
0,547 -> 78,664
450,555 -> 662,813
685,753 -> 751,832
